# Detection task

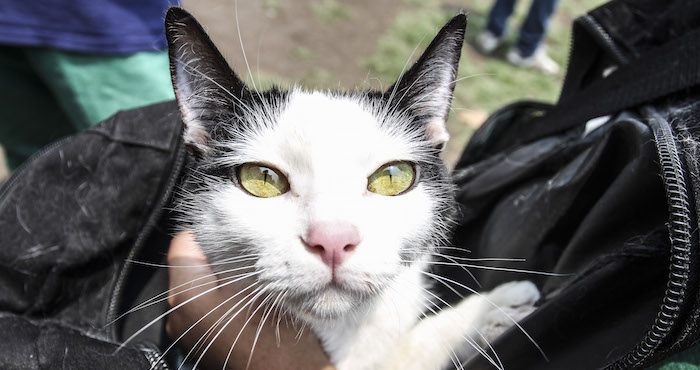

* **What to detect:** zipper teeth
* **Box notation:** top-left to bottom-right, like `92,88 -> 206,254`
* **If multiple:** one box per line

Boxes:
609,107 -> 692,369
141,346 -> 171,370
577,14 -> 629,65
106,129 -> 186,340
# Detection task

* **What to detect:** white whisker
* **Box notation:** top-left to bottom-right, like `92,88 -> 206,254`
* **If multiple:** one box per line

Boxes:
110,265 -> 258,326
179,285 -> 266,369
118,270 -> 261,351
153,282 -> 260,370
423,271 -> 548,362
234,0 -> 257,93
196,288 -> 271,369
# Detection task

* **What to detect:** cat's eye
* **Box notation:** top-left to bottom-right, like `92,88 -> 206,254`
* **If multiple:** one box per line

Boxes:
238,163 -> 290,198
367,161 -> 416,196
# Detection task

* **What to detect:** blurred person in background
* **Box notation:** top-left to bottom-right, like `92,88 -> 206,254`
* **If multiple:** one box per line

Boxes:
476,0 -> 560,75
0,0 -> 179,170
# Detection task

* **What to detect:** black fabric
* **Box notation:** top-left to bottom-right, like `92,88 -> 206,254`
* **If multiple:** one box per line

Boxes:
445,103 -> 681,369
0,100 -> 184,369
0,315 -> 152,370
510,0 -> 700,149
438,0 -> 700,367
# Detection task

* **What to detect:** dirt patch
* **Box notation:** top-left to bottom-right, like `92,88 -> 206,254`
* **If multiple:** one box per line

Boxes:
182,0 -> 403,88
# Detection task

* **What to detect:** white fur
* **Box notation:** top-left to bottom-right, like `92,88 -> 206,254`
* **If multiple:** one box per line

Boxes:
208,91 -> 438,313
186,91 -> 539,369
168,10 -> 539,369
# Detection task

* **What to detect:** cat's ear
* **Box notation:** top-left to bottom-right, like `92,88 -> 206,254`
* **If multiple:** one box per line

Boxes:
165,7 -> 249,154
386,14 -> 466,150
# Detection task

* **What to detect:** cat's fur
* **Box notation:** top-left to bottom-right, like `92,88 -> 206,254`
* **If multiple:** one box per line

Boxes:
165,7 -> 539,370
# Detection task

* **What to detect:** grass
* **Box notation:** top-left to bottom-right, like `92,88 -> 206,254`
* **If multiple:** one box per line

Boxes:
309,0 -> 355,24
250,0 -> 609,167
361,0 -> 608,166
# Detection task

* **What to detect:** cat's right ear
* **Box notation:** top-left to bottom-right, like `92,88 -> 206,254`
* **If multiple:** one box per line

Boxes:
385,14 -> 466,151
165,7 -> 249,155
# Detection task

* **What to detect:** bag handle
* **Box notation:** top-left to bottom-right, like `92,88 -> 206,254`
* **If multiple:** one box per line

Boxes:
519,20 -> 700,145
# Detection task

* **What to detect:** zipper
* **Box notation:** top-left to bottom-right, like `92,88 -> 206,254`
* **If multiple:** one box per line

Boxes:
608,107 -> 693,369
105,126 -> 186,340
139,343 -> 171,370
576,14 -> 629,65
557,12 -> 629,105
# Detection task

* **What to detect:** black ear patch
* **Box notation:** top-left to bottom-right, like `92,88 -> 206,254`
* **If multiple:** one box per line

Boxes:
165,7 -> 250,154
385,14 -> 467,149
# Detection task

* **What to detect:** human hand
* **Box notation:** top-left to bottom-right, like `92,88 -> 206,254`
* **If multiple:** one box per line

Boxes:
166,231 -> 335,370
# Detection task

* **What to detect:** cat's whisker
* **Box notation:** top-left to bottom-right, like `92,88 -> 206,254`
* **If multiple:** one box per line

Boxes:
194,287 -> 273,369
436,245 -> 473,253
152,282 -> 261,370
423,270 -> 549,362
427,252 -> 482,289
125,254 -> 262,269
403,73 -> 493,115
273,295 -> 286,347
440,256 -> 527,263
383,35 -> 427,117
451,73 -> 494,84
403,276 -> 505,369
407,277 -> 506,370
433,261 -> 567,277
234,0 -> 257,93
108,266 -> 258,328
255,30 -> 264,91
402,251 -> 568,277
118,270 -> 262,351
176,59 -> 258,117
388,67 -> 435,117
384,282 -> 497,370
179,285 -> 266,369
242,290 -> 287,370
234,0 -> 285,136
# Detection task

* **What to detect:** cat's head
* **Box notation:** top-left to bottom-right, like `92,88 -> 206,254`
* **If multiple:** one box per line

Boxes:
165,7 -> 464,321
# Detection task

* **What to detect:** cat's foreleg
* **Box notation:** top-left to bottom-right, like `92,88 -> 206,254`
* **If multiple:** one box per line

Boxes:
383,280 -> 539,370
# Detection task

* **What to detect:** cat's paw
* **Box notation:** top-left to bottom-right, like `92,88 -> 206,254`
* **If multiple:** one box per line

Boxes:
478,280 -> 539,342
487,280 -> 540,307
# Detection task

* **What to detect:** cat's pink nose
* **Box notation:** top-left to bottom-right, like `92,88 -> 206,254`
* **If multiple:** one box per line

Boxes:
304,221 -> 360,269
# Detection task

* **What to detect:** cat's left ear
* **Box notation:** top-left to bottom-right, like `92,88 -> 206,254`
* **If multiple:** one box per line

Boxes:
165,7 -> 250,155
386,14 -> 466,150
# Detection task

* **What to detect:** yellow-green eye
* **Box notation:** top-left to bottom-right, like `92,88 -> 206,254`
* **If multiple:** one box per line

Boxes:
367,161 -> 416,196
238,163 -> 290,198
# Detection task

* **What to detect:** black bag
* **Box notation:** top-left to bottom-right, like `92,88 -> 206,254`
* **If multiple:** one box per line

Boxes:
0,101 -> 185,369
439,0 -> 700,368
1,0 -> 699,368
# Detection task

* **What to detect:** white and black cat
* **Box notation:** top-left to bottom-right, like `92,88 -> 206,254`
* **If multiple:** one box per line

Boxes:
164,7 -> 539,370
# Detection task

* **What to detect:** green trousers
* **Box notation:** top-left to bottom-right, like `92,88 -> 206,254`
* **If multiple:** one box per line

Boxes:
0,46 -> 174,170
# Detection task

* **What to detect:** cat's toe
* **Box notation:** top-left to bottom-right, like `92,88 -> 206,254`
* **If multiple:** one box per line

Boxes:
476,281 -> 539,343
487,280 -> 540,308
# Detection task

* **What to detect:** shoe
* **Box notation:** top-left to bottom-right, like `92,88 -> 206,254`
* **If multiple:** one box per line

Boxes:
506,47 -> 560,75
476,30 -> 506,54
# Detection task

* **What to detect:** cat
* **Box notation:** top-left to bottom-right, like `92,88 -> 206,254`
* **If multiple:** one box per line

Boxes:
163,6 -> 539,370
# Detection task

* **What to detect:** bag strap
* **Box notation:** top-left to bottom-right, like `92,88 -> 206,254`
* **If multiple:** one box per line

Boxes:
520,25 -> 700,145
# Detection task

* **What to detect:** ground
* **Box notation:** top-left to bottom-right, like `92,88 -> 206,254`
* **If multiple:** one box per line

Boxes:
0,0 -> 605,183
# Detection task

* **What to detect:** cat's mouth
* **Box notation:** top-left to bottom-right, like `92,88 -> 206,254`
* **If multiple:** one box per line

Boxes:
276,274 -> 387,321
285,284 -> 371,320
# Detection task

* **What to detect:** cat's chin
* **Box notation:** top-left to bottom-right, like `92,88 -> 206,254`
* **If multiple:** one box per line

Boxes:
285,283 -> 374,322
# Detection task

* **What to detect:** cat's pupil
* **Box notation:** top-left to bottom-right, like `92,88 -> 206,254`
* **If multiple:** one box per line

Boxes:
367,161 -> 415,196
238,163 -> 290,198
